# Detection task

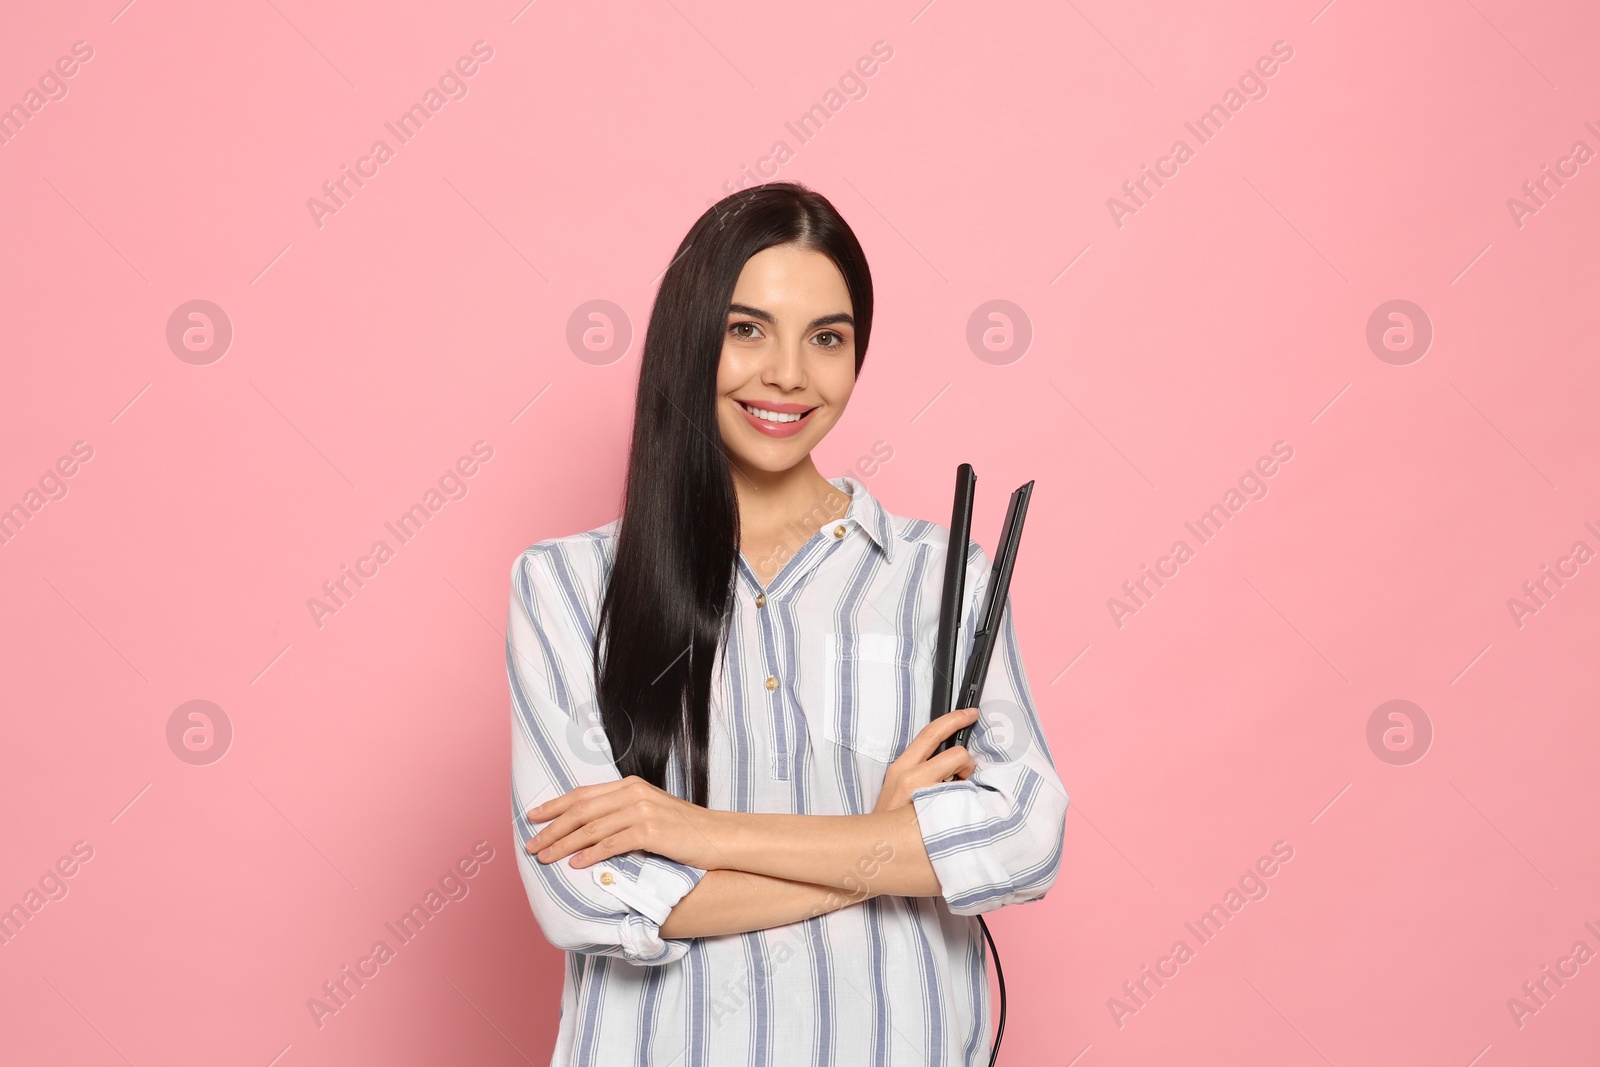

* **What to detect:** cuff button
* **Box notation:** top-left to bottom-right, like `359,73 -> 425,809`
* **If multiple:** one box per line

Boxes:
599,870 -> 615,885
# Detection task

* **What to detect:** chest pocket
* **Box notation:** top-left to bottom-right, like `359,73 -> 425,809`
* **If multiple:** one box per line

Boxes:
822,630 -> 916,763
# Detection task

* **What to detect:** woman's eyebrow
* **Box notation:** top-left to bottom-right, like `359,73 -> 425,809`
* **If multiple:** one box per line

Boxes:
727,303 -> 855,329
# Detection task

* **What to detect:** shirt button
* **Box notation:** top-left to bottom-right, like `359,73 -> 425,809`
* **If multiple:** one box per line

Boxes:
755,593 -> 766,607
765,676 -> 778,691
832,524 -> 846,538
599,870 -> 615,885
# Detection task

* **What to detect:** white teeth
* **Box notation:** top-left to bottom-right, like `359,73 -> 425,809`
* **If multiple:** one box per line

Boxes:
739,401 -> 809,423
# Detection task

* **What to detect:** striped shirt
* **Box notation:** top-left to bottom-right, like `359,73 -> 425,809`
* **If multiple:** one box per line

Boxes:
508,474 -> 1069,1066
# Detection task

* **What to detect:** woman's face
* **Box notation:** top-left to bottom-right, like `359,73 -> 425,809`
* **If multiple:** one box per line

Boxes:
715,242 -> 857,476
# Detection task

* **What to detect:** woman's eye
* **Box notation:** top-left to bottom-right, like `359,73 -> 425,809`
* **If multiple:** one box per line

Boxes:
814,331 -> 845,349
730,322 -> 761,340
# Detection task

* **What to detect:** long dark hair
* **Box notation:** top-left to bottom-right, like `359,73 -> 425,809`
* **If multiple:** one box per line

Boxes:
594,181 -> 874,807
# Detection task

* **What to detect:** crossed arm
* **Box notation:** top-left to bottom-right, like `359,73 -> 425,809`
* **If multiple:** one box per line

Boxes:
523,706 -> 982,939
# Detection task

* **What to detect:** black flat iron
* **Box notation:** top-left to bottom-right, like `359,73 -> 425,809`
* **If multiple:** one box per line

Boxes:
926,463 -> 1034,1067
930,467 -> 1034,756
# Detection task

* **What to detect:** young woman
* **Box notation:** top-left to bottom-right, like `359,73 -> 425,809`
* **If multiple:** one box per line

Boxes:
508,181 -> 1068,1066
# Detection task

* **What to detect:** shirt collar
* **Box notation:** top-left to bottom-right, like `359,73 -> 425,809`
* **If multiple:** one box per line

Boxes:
828,475 -> 895,564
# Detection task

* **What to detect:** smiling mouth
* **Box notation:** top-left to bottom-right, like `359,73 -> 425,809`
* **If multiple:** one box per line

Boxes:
736,400 -> 818,424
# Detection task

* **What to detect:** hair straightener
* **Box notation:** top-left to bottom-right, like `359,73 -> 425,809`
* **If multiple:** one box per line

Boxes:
927,463 -> 1034,1067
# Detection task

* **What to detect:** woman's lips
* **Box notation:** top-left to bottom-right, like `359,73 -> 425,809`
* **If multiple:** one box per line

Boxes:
735,400 -> 817,439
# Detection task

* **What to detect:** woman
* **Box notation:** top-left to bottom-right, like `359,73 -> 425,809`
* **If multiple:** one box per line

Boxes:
508,181 -> 1068,1066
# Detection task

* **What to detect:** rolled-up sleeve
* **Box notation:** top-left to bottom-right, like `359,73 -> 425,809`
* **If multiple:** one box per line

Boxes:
508,540 -> 706,965
911,544 -> 1069,915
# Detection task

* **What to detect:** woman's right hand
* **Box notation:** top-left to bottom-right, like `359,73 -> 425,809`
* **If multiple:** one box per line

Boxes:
873,707 -> 979,814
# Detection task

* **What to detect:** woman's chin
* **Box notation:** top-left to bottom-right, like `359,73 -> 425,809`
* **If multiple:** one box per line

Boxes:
721,424 -> 822,470
729,448 -> 812,476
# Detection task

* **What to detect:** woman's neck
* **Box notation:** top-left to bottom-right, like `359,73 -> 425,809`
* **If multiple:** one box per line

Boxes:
731,457 -> 851,581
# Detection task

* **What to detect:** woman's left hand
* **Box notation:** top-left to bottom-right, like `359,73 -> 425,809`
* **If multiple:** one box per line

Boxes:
524,776 -> 728,872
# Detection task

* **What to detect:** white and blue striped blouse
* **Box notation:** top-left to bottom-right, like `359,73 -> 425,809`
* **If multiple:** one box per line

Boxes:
508,474 -> 1069,1066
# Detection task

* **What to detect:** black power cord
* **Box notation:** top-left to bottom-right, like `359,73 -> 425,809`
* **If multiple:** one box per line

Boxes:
977,914 -> 1006,1066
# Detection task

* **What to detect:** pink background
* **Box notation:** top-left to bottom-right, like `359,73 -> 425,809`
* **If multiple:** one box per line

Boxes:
3,0 -> 1598,1063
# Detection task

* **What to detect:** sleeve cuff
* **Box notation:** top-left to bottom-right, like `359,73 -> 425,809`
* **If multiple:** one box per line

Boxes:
911,779 -> 1030,915
589,853 -> 706,963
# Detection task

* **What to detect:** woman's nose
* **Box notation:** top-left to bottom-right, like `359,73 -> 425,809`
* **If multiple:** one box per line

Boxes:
762,341 -> 806,386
